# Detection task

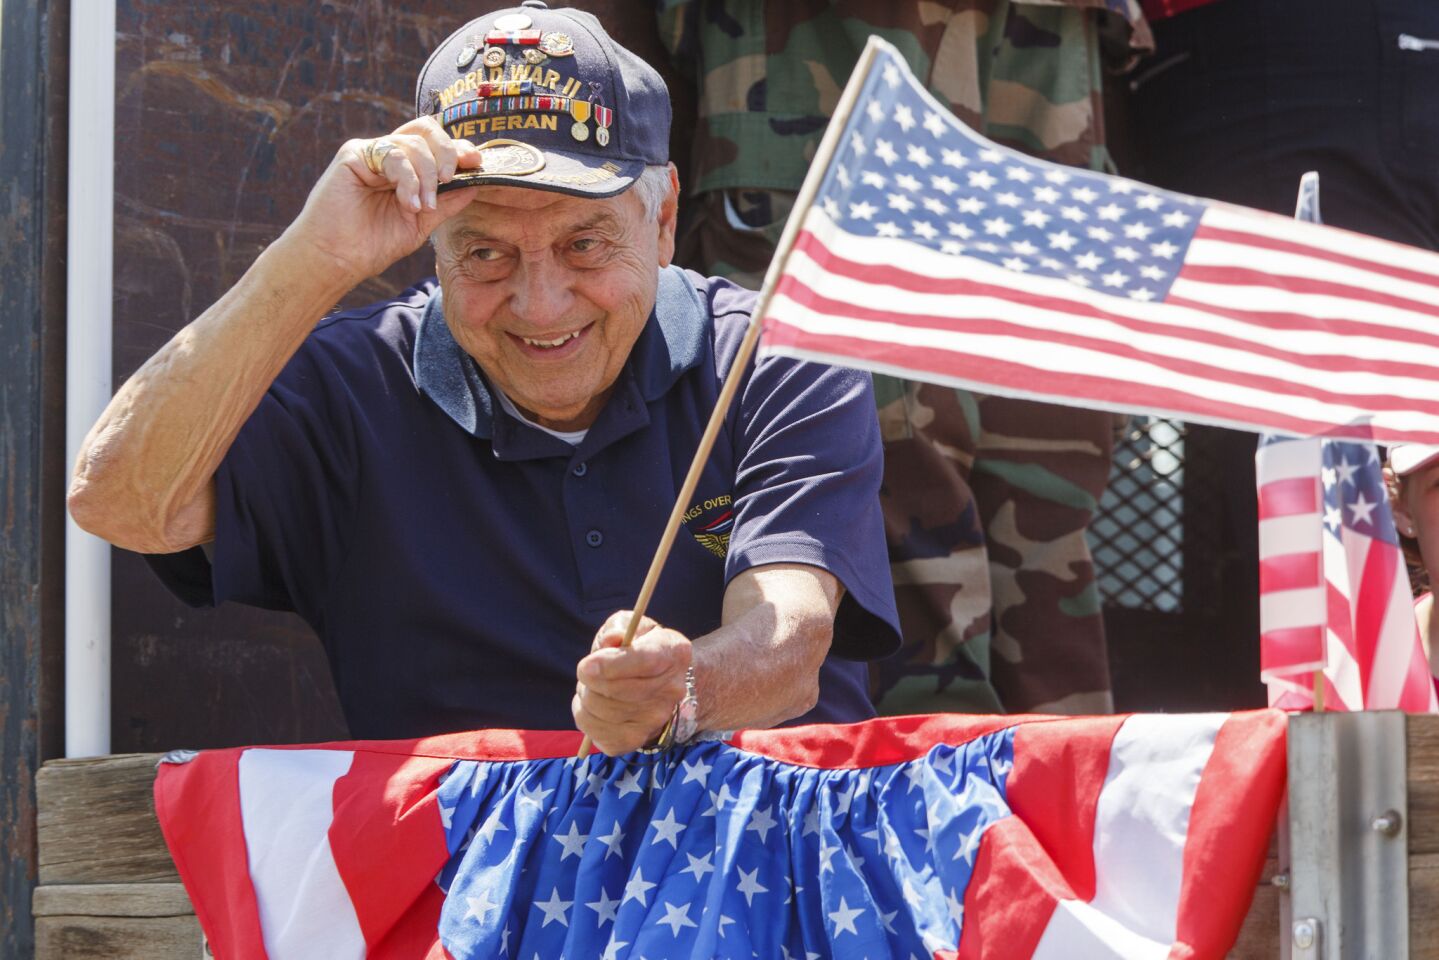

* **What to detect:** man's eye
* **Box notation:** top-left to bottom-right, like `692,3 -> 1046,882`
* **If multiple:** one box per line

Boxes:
471,247 -> 502,262
572,237 -> 600,253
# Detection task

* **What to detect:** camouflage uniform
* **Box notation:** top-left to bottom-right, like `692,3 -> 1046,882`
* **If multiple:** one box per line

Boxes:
659,1 -> 1150,715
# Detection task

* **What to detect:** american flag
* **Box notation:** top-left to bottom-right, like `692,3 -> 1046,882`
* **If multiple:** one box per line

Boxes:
758,39 -> 1439,445
155,714 -> 1285,959
1257,435 -> 1436,711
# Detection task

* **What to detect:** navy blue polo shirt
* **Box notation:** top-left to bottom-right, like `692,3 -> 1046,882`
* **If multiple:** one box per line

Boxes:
147,266 -> 899,739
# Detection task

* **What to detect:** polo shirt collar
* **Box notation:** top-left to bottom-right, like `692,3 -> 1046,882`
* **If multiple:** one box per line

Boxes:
414,264 -> 707,445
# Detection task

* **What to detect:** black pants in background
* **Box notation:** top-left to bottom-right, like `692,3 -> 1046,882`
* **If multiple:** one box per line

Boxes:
1126,0 -> 1439,248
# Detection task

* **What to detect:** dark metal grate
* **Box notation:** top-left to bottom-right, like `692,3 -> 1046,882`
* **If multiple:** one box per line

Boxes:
1093,418 -> 1187,612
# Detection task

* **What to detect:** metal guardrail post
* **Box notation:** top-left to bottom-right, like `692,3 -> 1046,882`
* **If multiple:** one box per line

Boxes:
1287,711 -> 1409,960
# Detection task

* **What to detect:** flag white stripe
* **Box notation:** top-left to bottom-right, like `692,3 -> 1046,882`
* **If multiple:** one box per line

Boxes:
1327,628 -> 1365,709
1169,275 -> 1439,339
804,207 -> 1439,347
785,248 -> 1439,390
1255,438 -> 1320,484
763,341 -> 1324,441
1202,203 -> 1439,278
1031,902 -> 1170,960
1261,589 -> 1328,632
1031,714 -> 1225,959
767,292 -> 1439,433
1258,515 -> 1322,559
1184,237 -> 1439,310
1366,570 -> 1425,709
239,749 -> 365,960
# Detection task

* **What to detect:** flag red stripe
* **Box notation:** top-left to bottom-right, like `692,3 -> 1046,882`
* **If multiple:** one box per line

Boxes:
1353,541 -> 1397,701
373,885 -> 449,960
1006,716 -> 1127,904
800,228 -> 1439,371
954,817 -> 1064,960
1259,552 -> 1324,592
329,752 -> 453,951
1165,294 -> 1439,354
1169,712 -> 1287,960
1178,264 -> 1439,323
761,321 -> 1438,443
153,753 -> 270,959
795,231 -> 1439,381
1326,580 -> 1358,660
1195,222 -> 1439,293
779,263 -> 1439,418
1258,625 -> 1326,673
1400,631 -> 1437,713
1257,477 -> 1319,520
729,714 -> 1023,767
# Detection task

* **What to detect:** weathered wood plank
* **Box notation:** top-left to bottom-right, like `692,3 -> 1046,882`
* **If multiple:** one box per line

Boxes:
32,883 -> 193,919
1411,851 -> 1439,957
35,915 -> 202,960
36,754 -> 176,885
1,0 -> 69,954
1410,715 -> 1439,857
1228,856 -> 1280,960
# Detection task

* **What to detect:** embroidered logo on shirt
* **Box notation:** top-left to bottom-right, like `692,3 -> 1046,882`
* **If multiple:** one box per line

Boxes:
683,494 -> 734,559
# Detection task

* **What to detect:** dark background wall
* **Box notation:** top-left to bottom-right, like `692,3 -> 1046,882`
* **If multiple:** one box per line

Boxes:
107,0 -> 695,752
1,0 -> 67,952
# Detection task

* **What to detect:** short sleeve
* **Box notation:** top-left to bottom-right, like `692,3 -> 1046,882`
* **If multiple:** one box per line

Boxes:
146,339 -> 361,621
724,349 -> 901,661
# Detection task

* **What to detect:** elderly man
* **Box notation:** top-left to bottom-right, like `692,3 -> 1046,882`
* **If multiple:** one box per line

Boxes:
68,2 -> 898,755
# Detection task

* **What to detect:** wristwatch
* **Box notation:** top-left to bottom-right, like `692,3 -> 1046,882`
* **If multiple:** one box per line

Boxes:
657,667 -> 699,749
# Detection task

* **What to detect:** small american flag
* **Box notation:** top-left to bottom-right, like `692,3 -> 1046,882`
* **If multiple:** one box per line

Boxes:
1257,435 -> 1436,711
758,39 -> 1439,444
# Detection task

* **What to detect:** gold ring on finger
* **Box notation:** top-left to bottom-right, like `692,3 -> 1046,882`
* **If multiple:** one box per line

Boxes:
363,137 -> 397,176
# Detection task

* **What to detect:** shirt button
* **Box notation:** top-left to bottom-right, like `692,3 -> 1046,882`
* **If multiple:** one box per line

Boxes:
572,461 -> 588,477
585,529 -> 603,547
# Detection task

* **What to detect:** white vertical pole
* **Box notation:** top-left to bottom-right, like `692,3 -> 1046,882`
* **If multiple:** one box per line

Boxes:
65,0 -> 116,758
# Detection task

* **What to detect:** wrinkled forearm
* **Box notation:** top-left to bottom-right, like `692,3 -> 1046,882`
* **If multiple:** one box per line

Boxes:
691,564 -> 844,732
67,236 -> 357,554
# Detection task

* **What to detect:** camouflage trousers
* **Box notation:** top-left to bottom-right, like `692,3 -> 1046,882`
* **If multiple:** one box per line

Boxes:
680,191 -> 1116,715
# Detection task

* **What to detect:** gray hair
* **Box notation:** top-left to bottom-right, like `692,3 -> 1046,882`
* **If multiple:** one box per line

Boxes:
631,164 -> 676,221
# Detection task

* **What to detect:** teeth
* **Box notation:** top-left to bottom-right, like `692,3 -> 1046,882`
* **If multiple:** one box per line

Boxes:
521,330 -> 582,348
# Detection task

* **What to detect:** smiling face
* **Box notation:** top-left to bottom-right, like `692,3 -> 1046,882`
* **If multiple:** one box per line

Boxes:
431,173 -> 677,431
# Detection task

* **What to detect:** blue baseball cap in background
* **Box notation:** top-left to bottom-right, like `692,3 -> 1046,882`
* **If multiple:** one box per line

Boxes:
414,1 -> 671,198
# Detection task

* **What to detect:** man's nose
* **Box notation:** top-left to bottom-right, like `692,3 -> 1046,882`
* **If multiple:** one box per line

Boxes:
510,256 -> 574,326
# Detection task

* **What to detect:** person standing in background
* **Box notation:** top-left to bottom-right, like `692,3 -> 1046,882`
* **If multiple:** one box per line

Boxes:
1387,445 -> 1439,679
1127,0 -> 1439,251
1125,0 -> 1439,689
657,0 -> 1152,715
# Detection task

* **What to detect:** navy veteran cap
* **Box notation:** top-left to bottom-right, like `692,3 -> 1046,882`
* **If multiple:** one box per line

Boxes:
415,1 -> 670,197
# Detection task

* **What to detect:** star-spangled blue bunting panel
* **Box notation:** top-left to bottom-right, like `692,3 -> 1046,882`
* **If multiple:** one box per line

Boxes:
434,734 -> 1014,959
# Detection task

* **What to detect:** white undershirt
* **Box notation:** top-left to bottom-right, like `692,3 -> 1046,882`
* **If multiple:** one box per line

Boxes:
491,383 -> 589,445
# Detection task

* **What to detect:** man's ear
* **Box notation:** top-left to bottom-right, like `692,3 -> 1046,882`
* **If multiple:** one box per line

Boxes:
657,163 -> 680,268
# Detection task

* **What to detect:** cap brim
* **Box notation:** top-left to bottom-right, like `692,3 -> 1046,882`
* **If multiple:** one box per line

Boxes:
438,142 -> 644,199
1390,444 -> 1439,476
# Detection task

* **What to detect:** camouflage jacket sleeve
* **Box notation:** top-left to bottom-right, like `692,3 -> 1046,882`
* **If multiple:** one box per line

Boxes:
657,0 -> 1153,196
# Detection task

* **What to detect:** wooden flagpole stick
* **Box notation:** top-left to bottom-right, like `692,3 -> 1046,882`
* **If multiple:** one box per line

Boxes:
1295,171 -> 1325,717
575,38 -> 888,759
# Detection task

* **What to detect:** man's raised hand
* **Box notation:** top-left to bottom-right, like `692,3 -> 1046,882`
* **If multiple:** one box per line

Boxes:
284,115 -> 483,285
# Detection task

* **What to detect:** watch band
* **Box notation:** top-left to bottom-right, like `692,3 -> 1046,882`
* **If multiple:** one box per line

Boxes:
655,666 -> 698,750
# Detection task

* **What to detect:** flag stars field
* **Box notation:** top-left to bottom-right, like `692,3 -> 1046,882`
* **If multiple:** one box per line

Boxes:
533,888 -> 572,928
828,897 -> 866,937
